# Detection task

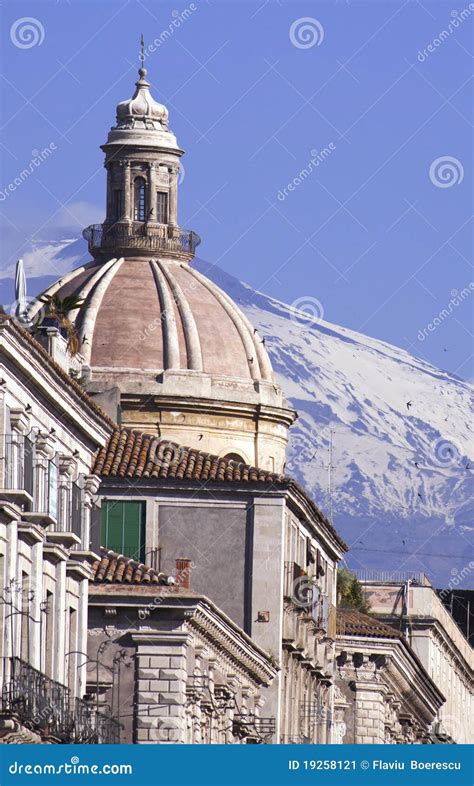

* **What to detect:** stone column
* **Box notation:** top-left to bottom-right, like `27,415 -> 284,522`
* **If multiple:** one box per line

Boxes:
132,631 -> 189,744
123,161 -> 131,221
148,162 -> 156,222
83,474 -> 100,551
58,455 -> 76,532
34,433 -> 55,515
106,166 -> 114,222
168,166 -> 178,226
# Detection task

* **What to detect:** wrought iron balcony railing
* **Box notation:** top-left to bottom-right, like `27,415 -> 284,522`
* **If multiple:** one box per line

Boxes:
1,657 -> 120,743
83,222 -> 201,258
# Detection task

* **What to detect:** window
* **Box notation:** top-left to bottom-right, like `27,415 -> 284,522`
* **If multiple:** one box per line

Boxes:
156,191 -> 168,224
113,189 -> 123,220
101,500 -> 145,561
134,177 -> 147,221
223,452 -> 245,464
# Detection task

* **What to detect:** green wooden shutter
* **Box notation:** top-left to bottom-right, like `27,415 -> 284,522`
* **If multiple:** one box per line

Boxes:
101,501 -> 145,561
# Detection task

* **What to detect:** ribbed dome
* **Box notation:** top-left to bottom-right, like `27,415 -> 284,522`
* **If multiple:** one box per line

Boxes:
115,68 -> 169,131
28,258 -> 274,384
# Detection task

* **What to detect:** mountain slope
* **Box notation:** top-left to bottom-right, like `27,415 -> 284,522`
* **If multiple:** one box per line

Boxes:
196,260 -> 473,586
3,237 -> 472,585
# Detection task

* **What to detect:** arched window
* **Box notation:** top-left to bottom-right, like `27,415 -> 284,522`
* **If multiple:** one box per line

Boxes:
134,177 -> 147,221
223,452 -> 245,464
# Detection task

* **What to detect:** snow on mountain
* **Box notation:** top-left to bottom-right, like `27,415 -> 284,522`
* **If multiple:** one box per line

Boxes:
2,237 -> 472,586
197,260 -> 474,586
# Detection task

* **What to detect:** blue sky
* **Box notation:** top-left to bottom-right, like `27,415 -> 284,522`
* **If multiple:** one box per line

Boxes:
1,0 -> 472,379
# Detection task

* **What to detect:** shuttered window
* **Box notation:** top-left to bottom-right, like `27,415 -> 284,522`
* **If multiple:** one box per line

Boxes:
101,500 -> 145,561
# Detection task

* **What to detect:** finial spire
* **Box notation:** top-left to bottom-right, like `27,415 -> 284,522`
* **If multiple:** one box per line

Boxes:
137,33 -> 147,81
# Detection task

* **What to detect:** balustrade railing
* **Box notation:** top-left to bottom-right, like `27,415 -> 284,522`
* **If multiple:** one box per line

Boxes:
1,657 -> 120,743
83,222 -> 201,256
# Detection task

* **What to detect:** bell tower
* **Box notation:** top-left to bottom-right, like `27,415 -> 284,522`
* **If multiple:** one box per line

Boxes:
84,37 -> 199,262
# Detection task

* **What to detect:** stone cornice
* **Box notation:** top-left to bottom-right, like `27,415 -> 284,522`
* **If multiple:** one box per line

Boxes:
336,633 -> 444,720
187,605 -> 277,686
0,318 -> 113,445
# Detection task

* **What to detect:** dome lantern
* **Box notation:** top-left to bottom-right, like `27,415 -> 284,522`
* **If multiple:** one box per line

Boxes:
83,37 -> 199,262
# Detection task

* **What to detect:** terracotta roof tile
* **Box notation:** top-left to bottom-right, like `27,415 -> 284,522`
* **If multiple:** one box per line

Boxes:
337,608 -> 402,639
90,547 -> 169,585
93,428 -> 285,485
92,429 -> 348,552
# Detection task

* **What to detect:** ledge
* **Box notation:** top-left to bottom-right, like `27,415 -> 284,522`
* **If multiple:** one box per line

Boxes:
22,511 -> 57,528
18,522 -> 46,545
47,531 -> 81,549
0,489 -> 33,509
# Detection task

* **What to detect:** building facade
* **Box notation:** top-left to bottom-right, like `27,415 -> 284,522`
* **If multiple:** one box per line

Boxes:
93,427 -> 346,743
335,609 -> 444,745
356,573 -> 474,744
88,549 -> 277,744
0,316 -> 117,743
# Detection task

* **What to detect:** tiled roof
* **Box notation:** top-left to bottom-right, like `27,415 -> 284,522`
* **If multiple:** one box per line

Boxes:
93,428 -> 285,483
92,429 -> 348,552
337,608 -> 402,639
91,547 -> 169,585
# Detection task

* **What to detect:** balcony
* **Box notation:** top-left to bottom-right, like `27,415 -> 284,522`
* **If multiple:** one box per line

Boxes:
83,222 -> 201,260
0,657 -> 120,743
0,434 -> 34,507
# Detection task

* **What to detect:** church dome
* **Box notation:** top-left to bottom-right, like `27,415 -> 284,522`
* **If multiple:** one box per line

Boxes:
30,257 -> 274,385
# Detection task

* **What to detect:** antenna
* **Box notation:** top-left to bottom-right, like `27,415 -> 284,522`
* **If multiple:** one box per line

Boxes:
328,427 -> 335,523
140,33 -> 145,68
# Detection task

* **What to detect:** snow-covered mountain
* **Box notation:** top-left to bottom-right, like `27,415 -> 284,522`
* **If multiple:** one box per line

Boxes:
3,237 -> 473,586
